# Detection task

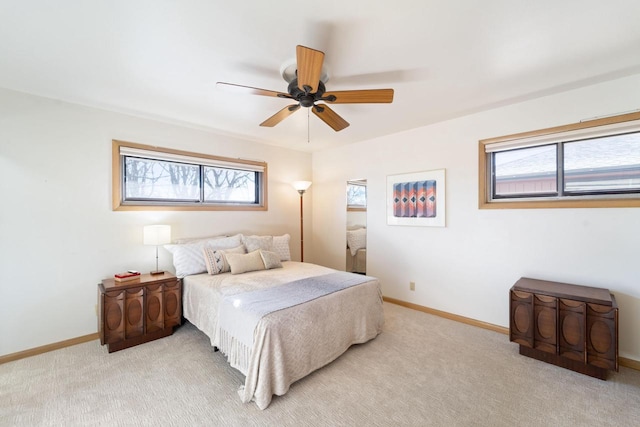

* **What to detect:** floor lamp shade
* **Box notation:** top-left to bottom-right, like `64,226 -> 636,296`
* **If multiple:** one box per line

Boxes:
143,225 -> 171,274
292,181 -> 312,194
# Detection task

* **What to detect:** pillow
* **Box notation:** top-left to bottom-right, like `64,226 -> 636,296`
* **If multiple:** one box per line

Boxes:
242,235 -> 273,253
272,234 -> 291,261
173,234 -> 227,244
208,234 -> 244,251
226,250 -> 266,275
259,250 -> 283,270
165,234 -> 243,277
164,240 -> 209,278
346,228 -> 366,256
202,245 -> 246,275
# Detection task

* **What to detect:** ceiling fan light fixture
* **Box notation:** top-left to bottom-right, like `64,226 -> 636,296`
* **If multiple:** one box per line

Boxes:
280,59 -> 330,84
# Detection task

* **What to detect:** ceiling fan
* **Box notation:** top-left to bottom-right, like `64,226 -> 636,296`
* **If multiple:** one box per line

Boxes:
217,45 -> 394,132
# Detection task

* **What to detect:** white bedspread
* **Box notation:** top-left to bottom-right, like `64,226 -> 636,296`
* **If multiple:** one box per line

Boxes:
182,261 -> 384,409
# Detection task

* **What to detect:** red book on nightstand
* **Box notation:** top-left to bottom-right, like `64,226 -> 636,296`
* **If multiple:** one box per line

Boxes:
114,271 -> 141,282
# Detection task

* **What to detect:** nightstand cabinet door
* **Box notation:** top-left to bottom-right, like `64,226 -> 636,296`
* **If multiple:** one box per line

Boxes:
587,303 -> 618,371
103,290 -> 125,344
559,299 -> 585,362
510,290 -> 533,348
125,288 -> 144,338
146,284 -> 164,333
164,279 -> 181,329
533,294 -> 557,354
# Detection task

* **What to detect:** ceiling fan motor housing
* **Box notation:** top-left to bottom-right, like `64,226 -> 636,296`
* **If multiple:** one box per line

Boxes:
288,79 -> 327,108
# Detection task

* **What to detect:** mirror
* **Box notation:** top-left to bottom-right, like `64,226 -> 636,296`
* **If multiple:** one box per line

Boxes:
346,180 -> 367,274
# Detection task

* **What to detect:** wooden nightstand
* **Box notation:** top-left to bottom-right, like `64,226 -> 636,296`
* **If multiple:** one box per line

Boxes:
98,272 -> 181,353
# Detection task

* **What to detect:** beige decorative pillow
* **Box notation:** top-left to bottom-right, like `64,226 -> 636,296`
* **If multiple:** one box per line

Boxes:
226,250 -> 266,275
202,245 -> 246,275
242,235 -> 273,252
272,234 -> 291,261
259,250 -> 283,270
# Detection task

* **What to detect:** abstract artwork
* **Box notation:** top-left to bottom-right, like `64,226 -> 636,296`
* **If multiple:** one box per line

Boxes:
387,169 -> 446,227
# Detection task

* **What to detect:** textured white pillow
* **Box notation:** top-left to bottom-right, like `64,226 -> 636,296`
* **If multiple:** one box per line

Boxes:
226,250 -> 266,275
259,250 -> 283,270
346,228 -> 367,256
272,234 -> 291,261
165,240 -> 209,277
165,234 -> 243,277
242,235 -> 273,252
202,245 -> 246,275
173,234 -> 227,244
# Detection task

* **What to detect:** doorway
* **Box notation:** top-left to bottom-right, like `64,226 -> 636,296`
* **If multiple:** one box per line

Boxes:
346,179 -> 367,274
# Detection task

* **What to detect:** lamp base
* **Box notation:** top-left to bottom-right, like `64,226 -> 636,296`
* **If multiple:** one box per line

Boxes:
149,270 -> 165,275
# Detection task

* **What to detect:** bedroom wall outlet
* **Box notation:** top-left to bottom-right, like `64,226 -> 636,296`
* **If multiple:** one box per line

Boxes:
409,281 -> 415,291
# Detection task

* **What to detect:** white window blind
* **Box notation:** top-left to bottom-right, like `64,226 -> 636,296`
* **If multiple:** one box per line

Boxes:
119,147 -> 265,172
484,120 -> 640,153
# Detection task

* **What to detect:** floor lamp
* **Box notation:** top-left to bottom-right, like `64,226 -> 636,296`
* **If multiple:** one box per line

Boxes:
292,181 -> 312,262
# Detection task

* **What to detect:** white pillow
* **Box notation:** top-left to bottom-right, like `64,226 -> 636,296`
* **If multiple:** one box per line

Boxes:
202,245 -> 246,275
226,250 -> 266,275
242,235 -> 273,252
272,234 -> 291,261
346,228 -> 366,256
165,234 -> 243,277
173,234 -> 227,244
259,250 -> 283,270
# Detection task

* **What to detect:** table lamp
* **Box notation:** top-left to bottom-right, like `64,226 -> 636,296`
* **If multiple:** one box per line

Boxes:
143,225 -> 171,275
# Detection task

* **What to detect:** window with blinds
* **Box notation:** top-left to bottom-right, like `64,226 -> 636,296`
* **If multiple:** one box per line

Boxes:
479,112 -> 640,209
113,141 -> 267,211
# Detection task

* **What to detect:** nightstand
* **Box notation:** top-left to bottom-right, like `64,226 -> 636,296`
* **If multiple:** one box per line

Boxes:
98,272 -> 181,353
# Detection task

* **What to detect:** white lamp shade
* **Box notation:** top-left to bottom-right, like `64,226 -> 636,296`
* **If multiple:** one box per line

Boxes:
143,225 -> 171,246
292,181 -> 312,192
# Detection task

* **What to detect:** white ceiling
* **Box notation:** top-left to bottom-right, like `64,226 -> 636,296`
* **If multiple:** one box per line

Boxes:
1,1 -> 640,152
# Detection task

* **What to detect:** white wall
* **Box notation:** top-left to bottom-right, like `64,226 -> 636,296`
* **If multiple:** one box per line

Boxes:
309,73 -> 640,361
0,88 -> 311,356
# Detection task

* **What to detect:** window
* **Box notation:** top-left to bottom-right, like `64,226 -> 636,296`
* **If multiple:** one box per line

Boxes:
479,111 -> 640,208
347,180 -> 367,210
113,140 -> 267,211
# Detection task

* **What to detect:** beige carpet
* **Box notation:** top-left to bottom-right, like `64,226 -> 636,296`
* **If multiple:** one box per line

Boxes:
2,302 -> 639,426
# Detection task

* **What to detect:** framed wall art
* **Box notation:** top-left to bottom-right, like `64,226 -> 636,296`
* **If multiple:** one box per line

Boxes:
386,169 -> 446,227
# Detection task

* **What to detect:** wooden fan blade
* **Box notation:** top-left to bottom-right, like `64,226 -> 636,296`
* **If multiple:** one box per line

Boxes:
260,105 -> 301,127
323,89 -> 394,104
216,82 -> 289,98
296,45 -> 324,94
312,104 -> 350,132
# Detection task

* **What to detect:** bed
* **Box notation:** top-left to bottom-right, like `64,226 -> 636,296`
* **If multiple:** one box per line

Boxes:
182,259 -> 384,409
346,248 -> 367,274
346,227 -> 367,274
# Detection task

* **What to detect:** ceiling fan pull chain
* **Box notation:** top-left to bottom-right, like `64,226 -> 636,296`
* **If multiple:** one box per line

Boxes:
307,109 -> 310,143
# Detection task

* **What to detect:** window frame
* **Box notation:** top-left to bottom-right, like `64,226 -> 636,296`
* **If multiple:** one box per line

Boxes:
479,111 -> 640,209
112,140 -> 268,211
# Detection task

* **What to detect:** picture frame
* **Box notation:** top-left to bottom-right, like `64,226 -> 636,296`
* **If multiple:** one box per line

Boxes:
386,169 -> 446,227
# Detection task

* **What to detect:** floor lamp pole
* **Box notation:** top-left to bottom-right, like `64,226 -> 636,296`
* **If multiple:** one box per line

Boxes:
292,181 -> 311,263
299,191 -> 304,262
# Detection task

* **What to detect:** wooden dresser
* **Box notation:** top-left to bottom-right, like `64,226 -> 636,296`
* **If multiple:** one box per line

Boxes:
98,272 -> 181,353
510,277 -> 618,379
